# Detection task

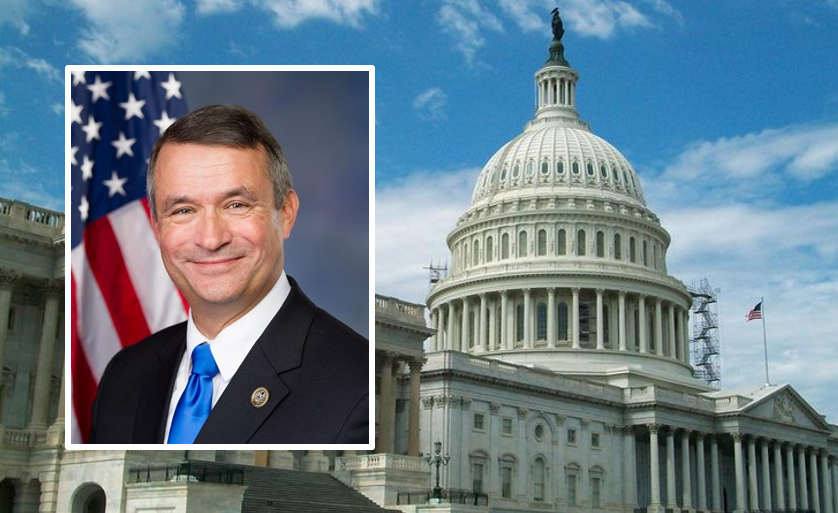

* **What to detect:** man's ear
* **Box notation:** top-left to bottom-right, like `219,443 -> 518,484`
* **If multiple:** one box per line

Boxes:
280,190 -> 299,240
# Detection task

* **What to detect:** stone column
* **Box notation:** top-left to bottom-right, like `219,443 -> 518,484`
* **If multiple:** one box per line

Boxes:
571,287 -> 580,349
618,291 -> 627,351
478,294 -> 487,352
523,289 -> 532,349
268,451 -> 295,469
639,294 -> 648,353
302,450 -> 330,472
407,358 -> 423,456
761,439 -> 773,511
447,302 -> 457,351
747,437 -> 759,511
831,458 -> 838,513
623,426 -> 638,508
596,289 -> 605,350
488,296 -> 497,351
821,451 -> 833,513
734,433 -> 746,513
488,403 -> 500,498
666,428 -> 677,508
682,310 -> 692,364
377,352 -> 396,453
547,288 -> 556,348
667,303 -> 677,360
431,309 -> 440,350
696,433 -> 707,512
29,281 -> 62,428
682,430 -> 693,510
650,424 -> 662,510
655,298 -> 664,357
711,436 -> 721,513
461,296 -> 471,351
812,449 -> 822,513
800,446 -> 810,510
774,441 -> 786,512
0,270 -> 19,385
787,444 -> 798,511
500,291 -> 509,350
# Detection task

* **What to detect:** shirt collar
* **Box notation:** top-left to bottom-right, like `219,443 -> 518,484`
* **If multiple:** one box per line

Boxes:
185,271 -> 292,382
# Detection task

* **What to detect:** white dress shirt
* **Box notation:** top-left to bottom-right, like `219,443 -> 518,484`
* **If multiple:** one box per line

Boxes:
164,271 -> 292,442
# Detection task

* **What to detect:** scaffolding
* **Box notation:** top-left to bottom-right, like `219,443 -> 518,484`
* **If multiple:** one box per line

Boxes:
689,278 -> 721,388
424,261 -> 448,287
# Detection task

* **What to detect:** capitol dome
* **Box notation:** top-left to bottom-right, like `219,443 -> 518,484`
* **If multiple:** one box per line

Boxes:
427,33 -> 699,390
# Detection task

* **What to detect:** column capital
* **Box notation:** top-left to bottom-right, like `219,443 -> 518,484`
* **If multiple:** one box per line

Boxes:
489,402 -> 501,415
0,269 -> 21,289
407,357 -> 426,372
731,432 -> 744,442
42,279 -> 63,298
500,289 -> 508,297
479,292 -> 486,299
547,287 -> 556,293
421,396 -> 435,410
523,288 -> 531,295
618,290 -> 627,298
517,407 -> 529,420
694,431 -> 706,441
648,423 -> 661,434
595,288 -> 604,295
622,425 -> 635,435
655,297 -> 662,305
571,287 -> 580,294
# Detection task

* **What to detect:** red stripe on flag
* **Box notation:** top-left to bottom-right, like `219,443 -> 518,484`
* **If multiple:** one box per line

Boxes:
83,216 -> 152,346
140,197 -> 190,313
71,272 -> 96,443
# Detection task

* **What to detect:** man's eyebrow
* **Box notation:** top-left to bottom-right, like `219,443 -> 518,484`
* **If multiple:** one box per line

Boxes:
160,187 -> 260,213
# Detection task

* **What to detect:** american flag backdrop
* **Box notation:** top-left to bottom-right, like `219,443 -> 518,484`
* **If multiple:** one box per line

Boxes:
70,71 -> 189,443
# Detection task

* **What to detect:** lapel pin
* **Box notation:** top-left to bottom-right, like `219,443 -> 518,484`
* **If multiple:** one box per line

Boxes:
251,387 -> 270,408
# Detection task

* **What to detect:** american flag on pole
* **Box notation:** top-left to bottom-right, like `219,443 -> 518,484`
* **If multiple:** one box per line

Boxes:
746,301 -> 763,322
70,71 -> 189,443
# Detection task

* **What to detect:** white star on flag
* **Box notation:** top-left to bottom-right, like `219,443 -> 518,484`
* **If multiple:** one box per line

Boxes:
72,71 -> 86,86
119,93 -> 146,120
70,146 -> 78,166
71,100 -> 84,125
81,115 -> 103,143
78,195 -> 89,221
111,132 -> 136,158
161,73 -> 183,100
134,71 -> 151,81
154,111 -> 177,135
81,155 -> 94,181
87,75 -> 112,102
103,170 -> 128,198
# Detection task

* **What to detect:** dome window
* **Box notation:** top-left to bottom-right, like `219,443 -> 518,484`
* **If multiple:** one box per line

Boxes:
558,302 -> 569,340
586,162 -> 595,177
643,240 -> 648,266
541,161 -> 550,175
557,160 -> 565,175
577,229 -> 586,256
600,165 -> 608,179
537,303 -> 547,340
486,236 -> 494,263
629,237 -> 637,263
518,231 -> 528,257
473,240 -> 480,266
513,163 -> 521,178
614,233 -> 622,260
501,166 -> 508,181
526,161 -> 534,177
571,161 -> 580,175
537,229 -> 547,256
614,167 -> 621,182
596,231 -> 605,258
557,229 -> 567,255
501,233 -> 510,259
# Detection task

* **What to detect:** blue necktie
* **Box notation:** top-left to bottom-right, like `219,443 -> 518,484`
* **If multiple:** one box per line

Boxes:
167,343 -> 219,444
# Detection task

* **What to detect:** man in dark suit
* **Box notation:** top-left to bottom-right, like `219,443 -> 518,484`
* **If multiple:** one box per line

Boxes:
90,104 -> 369,444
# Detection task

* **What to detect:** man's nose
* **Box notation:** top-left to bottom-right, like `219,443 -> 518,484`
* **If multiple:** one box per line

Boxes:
194,209 -> 232,250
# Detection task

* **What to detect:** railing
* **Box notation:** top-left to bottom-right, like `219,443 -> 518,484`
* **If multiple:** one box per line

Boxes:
396,489 -> 488,506
3,428 -> 32,448
0,196 -> 64,231
375,294 -> 426,325
337,453 -> 425,472
128,461 -> 244,486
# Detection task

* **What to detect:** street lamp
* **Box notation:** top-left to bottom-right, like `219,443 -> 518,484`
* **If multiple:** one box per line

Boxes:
423,441 -> 450,502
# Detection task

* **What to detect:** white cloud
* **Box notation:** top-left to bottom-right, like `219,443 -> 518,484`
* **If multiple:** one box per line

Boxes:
195,0 -> 244,14
68,0 -> 186,62
0,0 -> 30,36
375,167 -> 477,303
437,0 -> 504,65
51,102 -> 64,115
0,91 -> 8,117
0,47 -> 60,82
413,87 -> 448,121
197,0 -> 379,28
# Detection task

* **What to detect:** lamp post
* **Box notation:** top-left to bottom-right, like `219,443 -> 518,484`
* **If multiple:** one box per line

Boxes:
424,441 -> 450,502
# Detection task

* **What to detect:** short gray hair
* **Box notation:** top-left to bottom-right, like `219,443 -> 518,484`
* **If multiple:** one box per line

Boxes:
146,104 -> 293,220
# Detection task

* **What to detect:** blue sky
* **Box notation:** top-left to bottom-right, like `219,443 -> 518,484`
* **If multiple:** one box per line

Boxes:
2,1 -> 838,420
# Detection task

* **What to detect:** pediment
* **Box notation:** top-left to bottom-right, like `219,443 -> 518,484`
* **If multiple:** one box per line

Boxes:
744,386 -> 828,430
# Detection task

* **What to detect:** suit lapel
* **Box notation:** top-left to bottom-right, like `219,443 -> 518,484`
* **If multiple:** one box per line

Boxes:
194,277 -> 317,443
133,324 -> 186,443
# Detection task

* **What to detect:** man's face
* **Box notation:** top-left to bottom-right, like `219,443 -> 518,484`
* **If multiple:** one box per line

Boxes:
152,142 -> 298,315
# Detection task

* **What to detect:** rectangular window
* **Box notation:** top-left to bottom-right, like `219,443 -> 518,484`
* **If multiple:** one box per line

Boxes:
592,432 -> 600,448
502,417 -> 513,435
501,466 -> 513,498
592,476 -> 602,508
473,462 -> 484,494
473,413 -> 485,431
567,428 -> 577,445
568,474 -> 577,506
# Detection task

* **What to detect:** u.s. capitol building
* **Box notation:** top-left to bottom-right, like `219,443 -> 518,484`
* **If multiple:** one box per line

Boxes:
415,20 -> 838,513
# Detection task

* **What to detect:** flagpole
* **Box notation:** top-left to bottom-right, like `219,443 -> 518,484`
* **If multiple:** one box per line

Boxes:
761,296 -> 770,386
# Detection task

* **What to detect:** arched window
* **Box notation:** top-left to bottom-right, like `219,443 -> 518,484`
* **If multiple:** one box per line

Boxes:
516,303 -> 525,342
518,231 -> 528,257
572,161 -> 580,176
537,302 -> 547,340
629,236 -> 636,263
577,229 -> 586,256
556,160 -> 565,175
501,233 -> 510,259
557,229 -> 567,255
653,244 -> 658,269
512,163 -> 520,178
596,231 -> 604,258
614,233 -> 622,260
603,304 -> 610,344
600,164 -> 608,179
469,311 -> 476,347
537,229 -> 547,256
500,456 -> 516,498
501,166 -> 508,181
486,236 -> 494,263
586,162 -> 595,178
541,161 -> 549,176
533,457 -> 546,502
643,240 -> 648,266
72,483 -> 107,513
526,161 -> 534,177
464,243 -> 469,269
473,240 -> 480,266
590,468 -> 605,508
579,304 -> 590,344
558,302 -> 568,340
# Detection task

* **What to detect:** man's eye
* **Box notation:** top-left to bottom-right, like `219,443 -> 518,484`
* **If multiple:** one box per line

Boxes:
228,202 -> 246,209
172,208 -> 193,215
